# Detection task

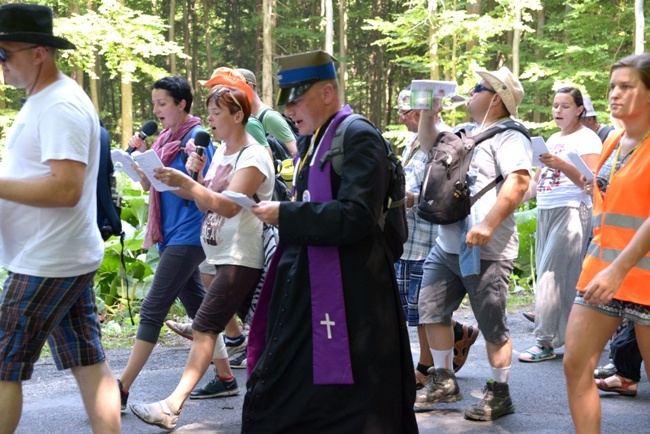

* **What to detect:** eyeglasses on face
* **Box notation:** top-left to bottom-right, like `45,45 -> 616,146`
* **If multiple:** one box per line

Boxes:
0,45 -> 39,63
398,109 -> 413,117
472,83 -> 497,95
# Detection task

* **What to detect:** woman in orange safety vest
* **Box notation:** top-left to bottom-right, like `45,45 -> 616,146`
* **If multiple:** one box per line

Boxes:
563,52 -> 650,434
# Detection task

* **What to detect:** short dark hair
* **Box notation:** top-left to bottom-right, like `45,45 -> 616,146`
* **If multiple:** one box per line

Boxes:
611,53 -> 650,90
556,87 -> 585,117
151,76 -> 193,113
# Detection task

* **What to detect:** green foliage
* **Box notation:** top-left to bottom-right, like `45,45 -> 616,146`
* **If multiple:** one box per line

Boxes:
513,206 -> 538,291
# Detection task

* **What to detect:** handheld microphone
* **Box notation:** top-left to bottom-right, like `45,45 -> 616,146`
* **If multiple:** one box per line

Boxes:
127,120 -> 158,154
190,131 -> 211,181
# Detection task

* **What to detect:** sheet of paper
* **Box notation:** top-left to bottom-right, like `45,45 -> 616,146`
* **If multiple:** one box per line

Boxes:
132,150 -> 179,192
110,149 -> 141,182
222,190 -> 258,211
567,151 -> 595,181
531,136 -> 550,167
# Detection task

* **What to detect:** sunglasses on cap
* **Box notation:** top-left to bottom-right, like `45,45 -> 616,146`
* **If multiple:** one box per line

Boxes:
212,87 -> 244,112
472,83 -> 497,95
0,45 -> 38,63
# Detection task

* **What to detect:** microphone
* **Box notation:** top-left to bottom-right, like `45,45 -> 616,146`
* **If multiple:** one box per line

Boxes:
127,120 -> 158,154
190,131 -> 211,181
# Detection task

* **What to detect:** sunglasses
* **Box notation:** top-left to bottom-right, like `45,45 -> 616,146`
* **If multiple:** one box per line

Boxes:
0,45 -> 38,63
398,109 -> 413,117
212,87 -> 244,113
473,83 -> 497,95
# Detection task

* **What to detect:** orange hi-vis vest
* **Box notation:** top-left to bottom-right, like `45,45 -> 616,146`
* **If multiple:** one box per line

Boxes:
577,129 -> 650,304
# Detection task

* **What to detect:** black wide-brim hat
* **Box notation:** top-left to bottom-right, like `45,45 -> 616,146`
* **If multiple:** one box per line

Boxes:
0,4 -> 75,50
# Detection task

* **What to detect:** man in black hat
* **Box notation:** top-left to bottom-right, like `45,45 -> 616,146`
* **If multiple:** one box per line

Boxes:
246,50 -> 417,433
0,4 -> 120,433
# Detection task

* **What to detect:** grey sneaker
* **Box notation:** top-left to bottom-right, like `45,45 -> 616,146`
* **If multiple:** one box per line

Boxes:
414,368 -> 462,412
190,375 -> 239,399
165,320 -> 193,341
229,349 -> 247,369
464,380 -> 515,421
130,399 -> 180,431
225,335 -> 247,357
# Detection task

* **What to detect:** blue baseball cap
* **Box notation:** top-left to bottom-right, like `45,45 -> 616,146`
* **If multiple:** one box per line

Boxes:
276,50 -> 337,106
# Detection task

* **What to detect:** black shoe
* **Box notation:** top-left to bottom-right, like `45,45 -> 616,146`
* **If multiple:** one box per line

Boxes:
229,349 -> 247,369
523,312 -> 535,323
190,375 -> 239,399
464,380 -> 515,421
117,379 -> 129,411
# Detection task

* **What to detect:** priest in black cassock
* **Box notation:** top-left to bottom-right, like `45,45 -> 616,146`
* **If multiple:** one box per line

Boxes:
246,50 -> 418,434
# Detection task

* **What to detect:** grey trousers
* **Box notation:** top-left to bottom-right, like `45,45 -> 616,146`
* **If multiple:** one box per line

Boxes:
534,203 -> 592,348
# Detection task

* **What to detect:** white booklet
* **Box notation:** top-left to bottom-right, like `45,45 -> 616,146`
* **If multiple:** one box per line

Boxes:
132,150 -> 179,192
222,190 -> 258,211
531,136 -> 550,167
567,151 -> 595,181
110,149 -> 141,182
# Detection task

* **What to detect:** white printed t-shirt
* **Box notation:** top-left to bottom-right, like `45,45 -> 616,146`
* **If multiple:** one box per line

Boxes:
0,77 -> 104,277
536,126 -> 602,209
201,143 -> 274,269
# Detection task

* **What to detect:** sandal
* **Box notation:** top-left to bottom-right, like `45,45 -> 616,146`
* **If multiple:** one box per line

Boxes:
453,324 -> 480,373
414,369 -> 430,390
518,344 -> 555,362
523,312 -> 535,323
596,374 -> 638,397
130,399 -> 181,431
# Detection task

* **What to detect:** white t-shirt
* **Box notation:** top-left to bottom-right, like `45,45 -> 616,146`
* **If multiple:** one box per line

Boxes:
201,143 -> 274,268
536,127 -> 602,209
437,128 -> 533,261
0,77 -> 104,277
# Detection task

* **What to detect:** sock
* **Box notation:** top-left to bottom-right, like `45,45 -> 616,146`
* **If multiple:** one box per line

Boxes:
224,334 -> 245,346
430,348 -> 453,371
416,363 -> 432,376
218,374 -> 235,382
491,366 -> 511,383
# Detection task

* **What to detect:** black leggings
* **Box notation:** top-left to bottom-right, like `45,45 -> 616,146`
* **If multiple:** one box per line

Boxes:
137,245 -> 205,344
611,320 -> 642,381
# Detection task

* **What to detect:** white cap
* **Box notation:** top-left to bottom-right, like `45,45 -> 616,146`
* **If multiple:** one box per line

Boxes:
583,95 -> 597,117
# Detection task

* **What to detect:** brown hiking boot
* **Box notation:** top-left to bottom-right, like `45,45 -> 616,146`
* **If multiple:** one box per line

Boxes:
464,380 -> 515,421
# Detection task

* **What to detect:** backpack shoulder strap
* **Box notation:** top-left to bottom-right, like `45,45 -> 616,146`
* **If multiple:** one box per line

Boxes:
97,125 -> 122,234
468,120 -> 531,206
257,107 -> 271,124
597,125 -> 614,143
320,113 -> 367,175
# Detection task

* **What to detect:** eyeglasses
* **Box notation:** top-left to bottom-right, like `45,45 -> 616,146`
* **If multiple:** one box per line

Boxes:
398,109 -> 413,117
0,45 -> 38,63
212,87 -> 244,113
472,83 -> 497,95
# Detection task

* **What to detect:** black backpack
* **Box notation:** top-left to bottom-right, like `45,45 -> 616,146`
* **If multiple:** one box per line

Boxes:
417,120 -> 530,225
320,114 -> 408,261
597,125 -> 615,143
258,107 -> 299,139
234,145 -> 292,202
97,121 -> 124,241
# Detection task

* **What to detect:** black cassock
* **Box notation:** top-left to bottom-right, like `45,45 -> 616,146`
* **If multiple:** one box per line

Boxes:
242,114 -> 418,434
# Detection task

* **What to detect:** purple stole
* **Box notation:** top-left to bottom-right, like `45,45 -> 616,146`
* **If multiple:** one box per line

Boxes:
248,105 -> 354,385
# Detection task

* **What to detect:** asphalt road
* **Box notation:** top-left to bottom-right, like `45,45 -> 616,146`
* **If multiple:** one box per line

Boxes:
17,305 -> 647,433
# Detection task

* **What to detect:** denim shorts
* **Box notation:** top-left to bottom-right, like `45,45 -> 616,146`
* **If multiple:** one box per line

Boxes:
419,244 -> 513,345
574,291 -> 650,326
395,259 -> 424,326
0,271 -> 105,381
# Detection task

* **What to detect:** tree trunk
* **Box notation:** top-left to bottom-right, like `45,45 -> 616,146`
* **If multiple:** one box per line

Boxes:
512,6 -> 522,77
262,0 -> 275,106
121,69 -> 133,150
169,0 -> 177,75
325,0 -> 333,55
182,0 -> 191,82
533,4 -> 545,123
635,0 -> 644,54
203,0 -> 212,71
339,0 -> 347,104
428,0 -> 439,79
